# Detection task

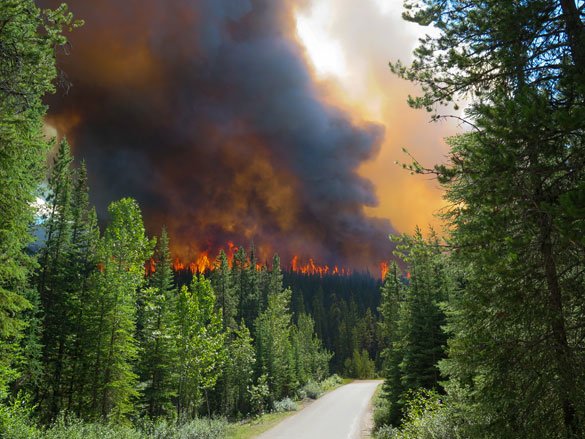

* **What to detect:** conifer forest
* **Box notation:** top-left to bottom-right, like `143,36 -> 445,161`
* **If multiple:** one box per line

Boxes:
1,1 -> 585,438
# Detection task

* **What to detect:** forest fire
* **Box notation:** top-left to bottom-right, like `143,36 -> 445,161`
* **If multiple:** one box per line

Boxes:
380,262 -> 388,280
291,255 -> 350,276
146,244 -> 393,278
40,0 -> 397,278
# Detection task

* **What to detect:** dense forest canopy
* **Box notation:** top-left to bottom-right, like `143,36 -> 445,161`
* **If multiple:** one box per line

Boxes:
375,1 -> 585,438
1,1 -> 585,439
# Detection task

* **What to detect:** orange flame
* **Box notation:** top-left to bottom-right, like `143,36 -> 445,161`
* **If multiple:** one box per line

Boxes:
145,258 -> 156,275
380,262 -> 388,280
173,257 -> 185,271
167,246 -> 385,279
288,256 -> 352,277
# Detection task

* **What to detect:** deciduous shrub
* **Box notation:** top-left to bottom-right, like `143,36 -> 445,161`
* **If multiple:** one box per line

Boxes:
273,397 -> 297,413
320,374 -> 343,392
301,381 -> 321,399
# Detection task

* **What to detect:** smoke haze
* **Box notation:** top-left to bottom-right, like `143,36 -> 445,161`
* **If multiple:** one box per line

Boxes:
41,0 -> 402,271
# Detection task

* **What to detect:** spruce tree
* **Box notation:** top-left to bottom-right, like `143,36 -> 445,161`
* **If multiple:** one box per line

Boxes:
255,287 -> 294,400
63,163 -> 100,415
211,250 -> 236,330
138,228 -> 177,417
220,322 -> 255,417
0,0 -> 78,397
394,229 -> 447,393
378,263 -> 405,426
87,198 -> 154,420
243,244 -> 261,328
37,139 -> 74,419
231,247 -> 248,324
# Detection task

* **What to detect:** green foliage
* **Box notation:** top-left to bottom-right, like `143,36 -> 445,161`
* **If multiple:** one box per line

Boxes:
137,228 -> 178,418
318,374 -> 343,393
375,390 -> 461,439
377,230 -> 448,427
211,250 -> 236,331
0,405 -> 227,439
272,397 -> 297,413
85,198 -> 154,420
0,0 -> 79,397
300,381 -> 321,400
0,397 -> 39,439
248,374 -> 270,417
291,313 -> 332,384
344,349 -> 375,379
217,323 -> 256,417
255,287 -> 295,400
393,0 -> 585,436
175,275 -> 226,418
136,417 -> 228,439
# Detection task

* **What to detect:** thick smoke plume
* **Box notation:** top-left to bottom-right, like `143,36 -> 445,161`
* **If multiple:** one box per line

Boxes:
41,0 -> 396,271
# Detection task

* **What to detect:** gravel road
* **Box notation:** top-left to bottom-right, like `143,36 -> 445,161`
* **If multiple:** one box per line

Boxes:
257,380 -> 382,439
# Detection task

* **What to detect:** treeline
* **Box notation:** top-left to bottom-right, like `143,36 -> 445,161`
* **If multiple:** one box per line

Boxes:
0,1 -> 343,432
284,271 -> 382,375
6,139 -> 334,423
176,259 -> 385,379
374,1 -> 585,438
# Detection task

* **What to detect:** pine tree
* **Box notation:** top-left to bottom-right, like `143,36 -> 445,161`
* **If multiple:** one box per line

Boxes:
64,163 -> 99,415
266,254 -> 283,299
291,313 -> 331,384
378,262 -> 404,425
220,322 -> 255,417
87,198 -> 154,420
255,287 -> 294,400
393,1 -> 585,435
0,0 -> 78,398
231,247 -> 248,324
138,228 -> 177,417
36,139 -> 74,419
394,229 -> 447,393
243,244 -> 261,328
211,250 -> 236,330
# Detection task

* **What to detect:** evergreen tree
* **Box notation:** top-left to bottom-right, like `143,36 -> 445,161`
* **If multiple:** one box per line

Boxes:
291,313 -> 331,384
63,164 -> 99,415
211,250 -> 236,330
87,198 -> 154,420
220,322 -> 255,417
243,244 -> 261,328
394,229 -> 447,392
231,247 -> 248,324
378,262 -> 405,425
36,139 -> 74,418
394,0 -> 585,435
266,254 -> 283,299
138,228 -> 177,417
0,0 -> 78,398
255,287 -> 294,400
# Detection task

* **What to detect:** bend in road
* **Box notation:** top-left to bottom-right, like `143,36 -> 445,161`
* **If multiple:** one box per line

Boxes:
258,380 -> 382,439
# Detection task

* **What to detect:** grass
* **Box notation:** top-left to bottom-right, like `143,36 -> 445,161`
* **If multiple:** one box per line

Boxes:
225,411 -> 294,439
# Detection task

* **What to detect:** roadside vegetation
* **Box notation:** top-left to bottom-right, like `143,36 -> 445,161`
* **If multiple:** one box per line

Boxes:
373,1 -> 585,438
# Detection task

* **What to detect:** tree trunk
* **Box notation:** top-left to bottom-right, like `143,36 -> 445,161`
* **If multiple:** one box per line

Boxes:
539,216 -> 578,436
559,0 -> 585,72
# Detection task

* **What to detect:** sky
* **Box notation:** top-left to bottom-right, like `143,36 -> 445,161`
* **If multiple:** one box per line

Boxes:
41,0 -> 458,273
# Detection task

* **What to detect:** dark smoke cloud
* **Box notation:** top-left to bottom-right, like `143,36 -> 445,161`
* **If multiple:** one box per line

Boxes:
41,0 -> 396,271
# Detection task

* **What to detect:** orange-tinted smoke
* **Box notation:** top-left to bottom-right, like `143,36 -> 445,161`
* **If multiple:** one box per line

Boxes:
40,0 -> 400,272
